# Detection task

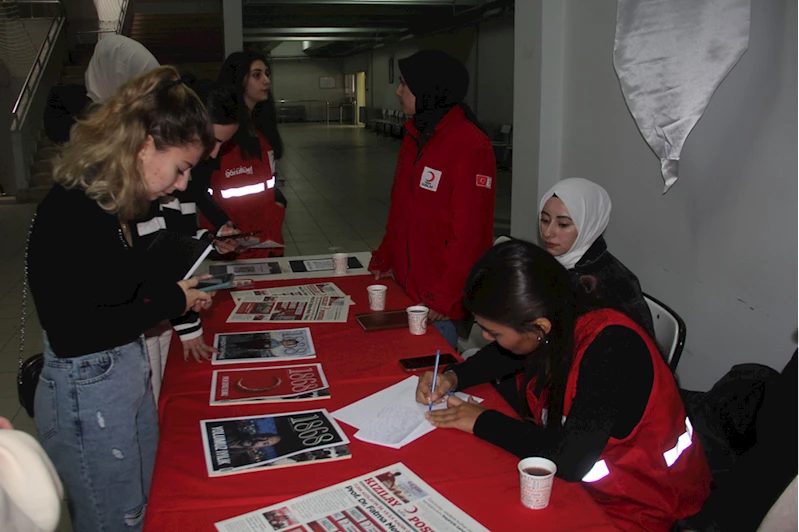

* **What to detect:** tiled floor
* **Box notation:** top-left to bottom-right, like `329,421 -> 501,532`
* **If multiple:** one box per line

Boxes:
0,123 -> 510,531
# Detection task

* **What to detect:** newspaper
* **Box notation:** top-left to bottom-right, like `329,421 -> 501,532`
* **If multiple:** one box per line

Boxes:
201,409 -> 350,477
227,295 -> 350,323
232,283 -> 347,302
211,364 -> 330,405
212,328 -> 316,365
215,462 -> 490,532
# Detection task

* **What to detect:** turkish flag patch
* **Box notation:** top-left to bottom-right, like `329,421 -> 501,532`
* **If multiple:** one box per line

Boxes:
476,174 -> 492,189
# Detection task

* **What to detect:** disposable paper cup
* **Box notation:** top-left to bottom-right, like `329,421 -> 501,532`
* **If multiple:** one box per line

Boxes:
406,305 -> 429,335
332,253 -> 348,275
367,285 -> 388,311
518,457 -> 557,510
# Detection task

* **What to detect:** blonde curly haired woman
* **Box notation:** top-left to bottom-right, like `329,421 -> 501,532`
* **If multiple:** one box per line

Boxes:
26,66 -> 214,532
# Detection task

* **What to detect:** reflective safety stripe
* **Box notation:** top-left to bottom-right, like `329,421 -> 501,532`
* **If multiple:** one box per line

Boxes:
266,175 -> 275,189
663,416 -> 693,467
220,182 -> 265,199
136,217 -> 166,236
179,202 -> 196,214
581,416 -> 694,484
207,188 -> 213,195
582,460 -> 610,483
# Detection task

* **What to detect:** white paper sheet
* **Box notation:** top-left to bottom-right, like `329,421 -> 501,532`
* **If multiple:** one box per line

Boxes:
332,376 -> 482,449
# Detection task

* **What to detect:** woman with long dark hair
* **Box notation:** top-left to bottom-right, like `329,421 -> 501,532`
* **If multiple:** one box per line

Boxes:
132,79 -> 242,395
202,50 -> 286,258
417,240 -> 711,531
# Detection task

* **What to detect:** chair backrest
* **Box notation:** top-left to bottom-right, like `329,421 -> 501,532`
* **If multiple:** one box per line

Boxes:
644,293 -> 686,372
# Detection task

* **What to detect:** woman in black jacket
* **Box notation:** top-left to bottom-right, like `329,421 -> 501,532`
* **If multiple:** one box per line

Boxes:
28,66 -> 213,531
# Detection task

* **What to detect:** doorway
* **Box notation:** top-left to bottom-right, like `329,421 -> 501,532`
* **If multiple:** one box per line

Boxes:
356,71 -> 366,126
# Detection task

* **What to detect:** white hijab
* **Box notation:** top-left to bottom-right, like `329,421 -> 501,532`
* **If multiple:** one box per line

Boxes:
85,35 -> 160,102
538,178 -> 612,270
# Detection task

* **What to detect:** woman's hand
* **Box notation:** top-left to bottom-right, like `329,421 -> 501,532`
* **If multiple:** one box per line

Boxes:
181,336 -> 219,362
370,268 -> 392,280
424,395 -> 486,434
178,276 -> 212,314
415,370 -> 458,406
214,222 -> 241,254
217,221 -> 240,238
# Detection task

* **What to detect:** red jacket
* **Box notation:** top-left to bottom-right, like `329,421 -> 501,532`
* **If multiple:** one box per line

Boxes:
369,106 -> 495,319
202,131 -> 285,259
526,309 -> 711,532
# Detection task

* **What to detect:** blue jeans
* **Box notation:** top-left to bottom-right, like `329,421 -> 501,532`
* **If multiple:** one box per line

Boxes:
433,320 -> 459,349
34,335 -> 159,532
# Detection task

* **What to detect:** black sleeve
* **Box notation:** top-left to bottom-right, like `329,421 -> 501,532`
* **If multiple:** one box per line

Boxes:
450,342 -> 525,390
187,160 -> 230,230
472,326 -> 653,481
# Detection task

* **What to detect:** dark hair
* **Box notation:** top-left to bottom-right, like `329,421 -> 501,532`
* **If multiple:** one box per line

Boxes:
463,240 -> 583,428
188,79 -> 238,126
217,50 -> 284,160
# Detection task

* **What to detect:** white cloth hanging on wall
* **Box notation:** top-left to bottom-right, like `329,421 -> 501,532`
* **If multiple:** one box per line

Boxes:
613,0 -> 750,193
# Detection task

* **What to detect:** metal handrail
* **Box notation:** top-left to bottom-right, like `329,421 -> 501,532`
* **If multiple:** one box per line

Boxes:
10,1 -> 65,131
276,99 -> 358,126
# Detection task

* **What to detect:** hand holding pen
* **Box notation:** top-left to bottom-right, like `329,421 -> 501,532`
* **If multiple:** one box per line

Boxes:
415,366 -> 458,407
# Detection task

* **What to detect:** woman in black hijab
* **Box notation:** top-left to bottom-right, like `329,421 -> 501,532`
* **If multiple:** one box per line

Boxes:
369,49 -> 497,349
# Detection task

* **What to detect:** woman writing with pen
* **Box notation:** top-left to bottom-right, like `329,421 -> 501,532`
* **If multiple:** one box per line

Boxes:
415,240 -> 710,532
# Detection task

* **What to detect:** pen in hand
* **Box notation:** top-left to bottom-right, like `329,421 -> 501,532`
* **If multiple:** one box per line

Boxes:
429,349 -> 441,412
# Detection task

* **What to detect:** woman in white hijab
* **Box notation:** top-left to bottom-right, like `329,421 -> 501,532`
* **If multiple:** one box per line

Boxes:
539,177 -> 655,339
85,35 -> 159,102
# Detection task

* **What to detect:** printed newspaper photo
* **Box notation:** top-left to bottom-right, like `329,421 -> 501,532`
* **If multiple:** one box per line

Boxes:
201,410 -> 350,476
212,328 -> 316,365
210,364 -> 330,405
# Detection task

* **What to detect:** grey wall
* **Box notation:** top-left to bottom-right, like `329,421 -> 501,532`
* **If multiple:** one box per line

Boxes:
475,14 -> 514,127
270,58 -> 346,104
341,16 -> 513,128
526,0 -> 797,389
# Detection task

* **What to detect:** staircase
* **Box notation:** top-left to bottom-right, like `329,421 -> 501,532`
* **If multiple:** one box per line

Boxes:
17,43 -> 95,204
17,11 -> 225,203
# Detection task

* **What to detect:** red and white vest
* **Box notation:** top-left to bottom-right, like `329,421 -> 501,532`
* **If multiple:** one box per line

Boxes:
204,131 -> 285,258
525,309 -> 711,532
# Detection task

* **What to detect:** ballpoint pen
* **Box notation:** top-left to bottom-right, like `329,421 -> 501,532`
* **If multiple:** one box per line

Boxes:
429,349 -> 441,412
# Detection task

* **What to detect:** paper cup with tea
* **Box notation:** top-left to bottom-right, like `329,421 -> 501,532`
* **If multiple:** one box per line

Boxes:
367,285 -> 388,311
406,305 -> 429,335
517,457 -> 557,510
332,253 -> 348,275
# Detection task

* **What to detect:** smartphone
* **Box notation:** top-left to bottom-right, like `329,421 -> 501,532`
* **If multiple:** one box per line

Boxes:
196,274 -> 234,292
399,353 -> 459,372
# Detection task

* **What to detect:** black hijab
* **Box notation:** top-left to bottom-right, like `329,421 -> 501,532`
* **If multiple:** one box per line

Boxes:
397,49 -> 486,150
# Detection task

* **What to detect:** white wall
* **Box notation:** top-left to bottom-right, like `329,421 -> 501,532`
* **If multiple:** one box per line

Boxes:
528,0 -> 797,389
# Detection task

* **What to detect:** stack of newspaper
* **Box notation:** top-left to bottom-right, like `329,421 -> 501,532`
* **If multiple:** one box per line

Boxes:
227,282 -> 352,323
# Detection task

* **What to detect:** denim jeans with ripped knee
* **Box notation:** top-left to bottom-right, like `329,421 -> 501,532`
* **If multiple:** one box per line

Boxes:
34,334 -> 158,532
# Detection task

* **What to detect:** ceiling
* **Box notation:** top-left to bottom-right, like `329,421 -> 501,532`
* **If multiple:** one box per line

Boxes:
242,0 -> 513,58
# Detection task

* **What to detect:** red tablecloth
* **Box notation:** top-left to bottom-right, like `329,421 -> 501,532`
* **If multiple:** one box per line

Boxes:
144,275 -> 618,531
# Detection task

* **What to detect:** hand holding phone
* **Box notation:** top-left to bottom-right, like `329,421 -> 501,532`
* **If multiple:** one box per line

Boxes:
399,353 -> 458,372
196,273 -> 234,292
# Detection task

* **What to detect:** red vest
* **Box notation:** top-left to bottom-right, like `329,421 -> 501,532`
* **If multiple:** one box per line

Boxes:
526,309 -> 711,531
204,131 -> 285,258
